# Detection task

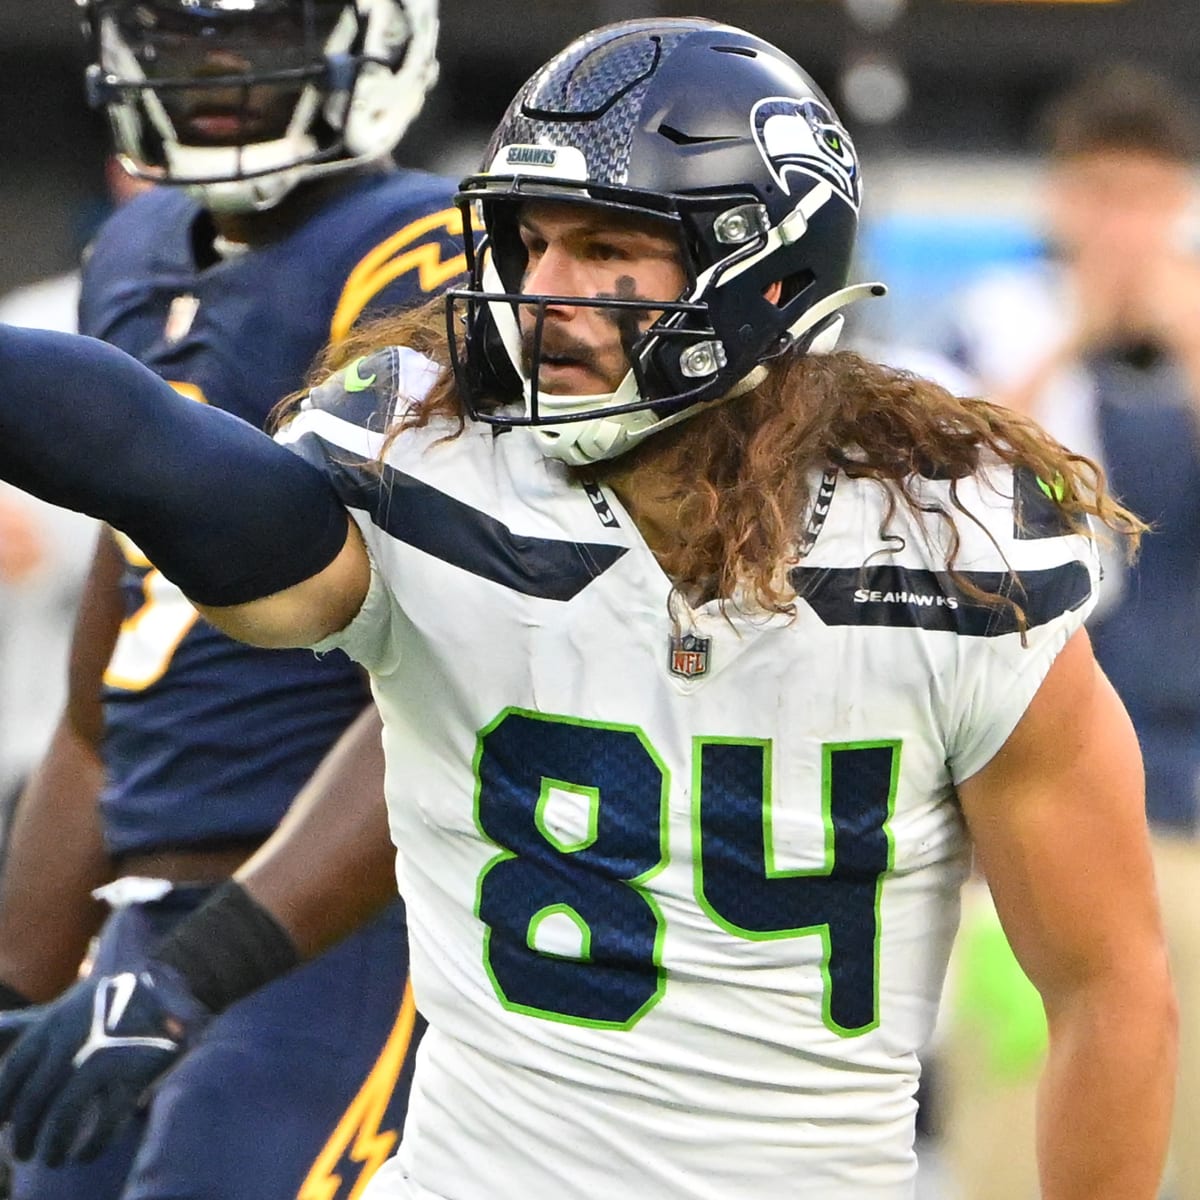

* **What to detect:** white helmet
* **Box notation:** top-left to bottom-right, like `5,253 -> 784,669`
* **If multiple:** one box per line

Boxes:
81,0 -> 439,213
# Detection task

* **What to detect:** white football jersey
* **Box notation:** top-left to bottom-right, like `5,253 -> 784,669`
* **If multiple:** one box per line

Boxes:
278,347 -> 1099,1200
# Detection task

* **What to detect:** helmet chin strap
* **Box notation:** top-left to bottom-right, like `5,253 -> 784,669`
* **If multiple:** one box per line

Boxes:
185,170 -> 303,215
165,121 -> 320,214
786,281 -> 888,353
723,365 -> 769,399
533,281 -> 888,466
534,372 -> 762,467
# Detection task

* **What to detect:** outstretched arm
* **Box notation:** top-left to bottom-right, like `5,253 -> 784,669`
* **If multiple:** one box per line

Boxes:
0,326 -> 368,645
958,628 -> 1176,1200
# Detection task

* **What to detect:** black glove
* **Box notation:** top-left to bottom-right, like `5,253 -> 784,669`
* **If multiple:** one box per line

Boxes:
0,965 -> 210,1166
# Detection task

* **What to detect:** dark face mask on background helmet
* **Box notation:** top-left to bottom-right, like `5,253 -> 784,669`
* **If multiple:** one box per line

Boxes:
82,0 -> 440,213
110,0 -> 344,149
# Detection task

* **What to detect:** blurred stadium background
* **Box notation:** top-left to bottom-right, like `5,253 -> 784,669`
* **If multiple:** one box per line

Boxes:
0,0 -> 1195,351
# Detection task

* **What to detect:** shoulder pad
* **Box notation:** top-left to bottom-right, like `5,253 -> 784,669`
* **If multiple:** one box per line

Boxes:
303,346 -> 441,433
303,349 -> 398,433
793,462 -> 1097,637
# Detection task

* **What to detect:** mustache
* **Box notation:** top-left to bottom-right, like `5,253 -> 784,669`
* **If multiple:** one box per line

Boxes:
519,276 -> 655,377
519,327 -> 601,376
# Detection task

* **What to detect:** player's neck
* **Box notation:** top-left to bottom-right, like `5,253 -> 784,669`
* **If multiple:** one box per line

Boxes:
206,162 -> 393,249
596,440 -> 696,566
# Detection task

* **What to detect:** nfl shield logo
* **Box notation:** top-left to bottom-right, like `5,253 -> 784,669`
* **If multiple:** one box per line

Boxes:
669,633 -> 711,679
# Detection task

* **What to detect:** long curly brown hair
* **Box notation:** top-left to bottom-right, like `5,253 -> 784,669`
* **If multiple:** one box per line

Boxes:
290,297 -> 1145,629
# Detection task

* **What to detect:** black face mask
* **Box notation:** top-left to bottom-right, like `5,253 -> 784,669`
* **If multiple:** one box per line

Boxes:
97,0 -> 347,150
108,0 -> 345,88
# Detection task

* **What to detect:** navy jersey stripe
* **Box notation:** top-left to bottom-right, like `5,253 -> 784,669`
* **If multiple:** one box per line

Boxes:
791,562 -> 1091,635
291,432 -> 627,600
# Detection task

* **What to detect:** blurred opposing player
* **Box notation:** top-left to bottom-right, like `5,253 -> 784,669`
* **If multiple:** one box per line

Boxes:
0,1 -> 462,1197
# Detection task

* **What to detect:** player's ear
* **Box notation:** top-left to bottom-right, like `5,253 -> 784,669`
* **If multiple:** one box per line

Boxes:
764,281 -> 783,305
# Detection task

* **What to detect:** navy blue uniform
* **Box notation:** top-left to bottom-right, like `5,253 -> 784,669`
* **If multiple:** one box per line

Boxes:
13,170 -> 462,1200
1087,353 -> 1200,832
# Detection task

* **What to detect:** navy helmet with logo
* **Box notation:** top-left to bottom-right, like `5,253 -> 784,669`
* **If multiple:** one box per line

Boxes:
446,17 -> 884,466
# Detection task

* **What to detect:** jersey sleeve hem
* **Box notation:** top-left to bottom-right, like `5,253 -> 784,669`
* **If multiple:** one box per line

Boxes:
308,536 -> 404,675
947,599 -> 1090,786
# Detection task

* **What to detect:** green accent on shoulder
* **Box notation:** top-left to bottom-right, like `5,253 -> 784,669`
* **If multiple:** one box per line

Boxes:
345,357 -> 377,393
1036,473 -> 1067,503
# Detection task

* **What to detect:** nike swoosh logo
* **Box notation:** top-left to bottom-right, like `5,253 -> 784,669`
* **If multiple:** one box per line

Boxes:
104,972 -> 137,1033
345,358 -> 377,393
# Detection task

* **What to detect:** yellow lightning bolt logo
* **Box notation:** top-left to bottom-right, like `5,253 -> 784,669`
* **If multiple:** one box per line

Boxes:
297,980 -> 418,1200
330,208 -> 467,345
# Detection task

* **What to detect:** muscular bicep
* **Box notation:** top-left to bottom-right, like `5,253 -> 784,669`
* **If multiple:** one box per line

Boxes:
957,628 -> 1163,1010
196,517 -> 371,649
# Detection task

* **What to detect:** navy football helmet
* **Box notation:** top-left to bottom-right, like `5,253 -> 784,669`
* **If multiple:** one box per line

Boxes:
81,0 -> 439,212
446,17 -> 884,466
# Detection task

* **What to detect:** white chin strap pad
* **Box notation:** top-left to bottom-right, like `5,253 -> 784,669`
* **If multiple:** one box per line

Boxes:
532,395 -> 720,468
789,281 -> 888,350
533,418 -> 628,466
526,283 -> 888,468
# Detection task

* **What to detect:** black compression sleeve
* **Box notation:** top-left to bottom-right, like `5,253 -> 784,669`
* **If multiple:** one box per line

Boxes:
0,327 -> 348,606
152,881 -> 301,1013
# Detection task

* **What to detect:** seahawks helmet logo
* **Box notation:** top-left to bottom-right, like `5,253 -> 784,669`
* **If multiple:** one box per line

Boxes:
751,97 -> 861,212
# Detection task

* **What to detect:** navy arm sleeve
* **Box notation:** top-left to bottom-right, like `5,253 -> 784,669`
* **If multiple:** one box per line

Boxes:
0,327 -> 348,606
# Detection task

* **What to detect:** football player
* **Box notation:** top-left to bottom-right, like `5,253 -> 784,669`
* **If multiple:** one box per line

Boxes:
0,1 -> 462,1198
0,17 -> 1176,1200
